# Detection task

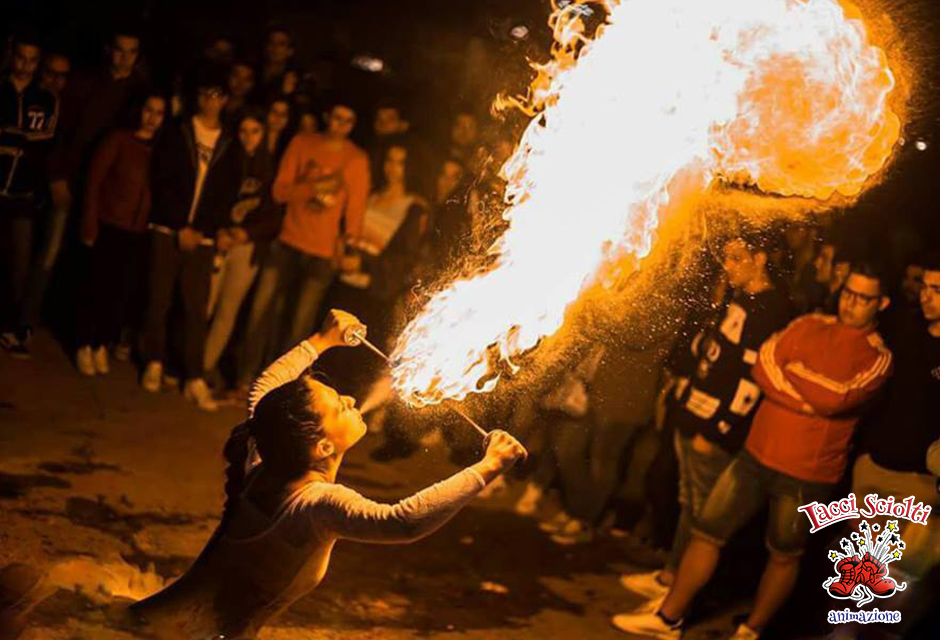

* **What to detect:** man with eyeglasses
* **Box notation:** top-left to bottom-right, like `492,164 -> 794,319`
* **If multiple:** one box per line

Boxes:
140,69 -> 241,411
38,52 -> 70,98
9,51 -> 72,361
848,252 -> 940,636
615,261 -> 893,640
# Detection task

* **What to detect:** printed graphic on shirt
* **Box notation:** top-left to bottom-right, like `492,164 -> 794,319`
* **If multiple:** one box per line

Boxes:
719,302 -> 747,345
195,140 -> 214,166
728,378 -> 761,416
686,387 -> 720,419
300,159 -> 344,211
231,177 -> 263,224
26,107 -> 46,130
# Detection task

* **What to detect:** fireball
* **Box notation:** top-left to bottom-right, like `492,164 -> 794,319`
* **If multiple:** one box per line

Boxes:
391,0 -> 903,407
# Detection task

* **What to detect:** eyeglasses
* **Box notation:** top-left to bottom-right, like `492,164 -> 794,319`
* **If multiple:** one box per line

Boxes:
841,286 -> 880,304
200,88 -> 225,99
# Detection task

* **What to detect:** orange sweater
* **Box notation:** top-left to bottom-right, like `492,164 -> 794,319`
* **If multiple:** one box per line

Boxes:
273,133 -> 370,259
747,314 -> 892,484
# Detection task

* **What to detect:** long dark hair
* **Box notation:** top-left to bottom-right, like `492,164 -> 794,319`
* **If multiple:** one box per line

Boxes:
237,108 -> 274,184
222,375 -> 325,519
373,141 -> 413,193
118,89 -> 169,136
265,94 -> 295,163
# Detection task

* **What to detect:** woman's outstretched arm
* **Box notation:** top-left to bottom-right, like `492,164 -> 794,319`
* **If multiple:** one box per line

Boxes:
296,431 -> 527,543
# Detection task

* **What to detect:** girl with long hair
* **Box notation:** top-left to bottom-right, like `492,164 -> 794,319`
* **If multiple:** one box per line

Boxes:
129,309 -> 526,638
75,92 -> 167,376
204,109 -> 282,380
1,310 -> 525,639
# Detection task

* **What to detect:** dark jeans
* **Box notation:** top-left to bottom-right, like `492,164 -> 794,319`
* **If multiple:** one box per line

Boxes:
694,449 -> 833,556
668,431 -> 733,571
141,232 -> 213,380
76,224 -> 147,348
0,211 -> 34,333
239,241 -> 334,385
20,203 -> 70,330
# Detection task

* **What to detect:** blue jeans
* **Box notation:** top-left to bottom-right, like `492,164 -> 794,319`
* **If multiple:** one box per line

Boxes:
693,449 -> 833,556
239,241 -> 334,385
667,431 -> 733,571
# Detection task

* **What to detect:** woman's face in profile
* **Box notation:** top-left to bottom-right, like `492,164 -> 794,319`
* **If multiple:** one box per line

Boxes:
309,380 -> 366,454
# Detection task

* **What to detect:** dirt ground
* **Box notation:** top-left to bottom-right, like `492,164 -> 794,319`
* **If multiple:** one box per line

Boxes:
0,331 -> 871,639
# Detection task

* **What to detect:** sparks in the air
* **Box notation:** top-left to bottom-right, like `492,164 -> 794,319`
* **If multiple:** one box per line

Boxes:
391,0 -> 902,407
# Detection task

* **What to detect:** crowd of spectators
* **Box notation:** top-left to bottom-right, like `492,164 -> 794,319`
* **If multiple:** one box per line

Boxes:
0,23 -> 486,411
1,18 -> 939,640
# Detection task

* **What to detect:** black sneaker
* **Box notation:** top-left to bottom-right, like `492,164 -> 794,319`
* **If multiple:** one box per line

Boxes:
10,329 -> 31,360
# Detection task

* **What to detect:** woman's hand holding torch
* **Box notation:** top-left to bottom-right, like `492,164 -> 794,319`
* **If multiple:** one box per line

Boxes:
473,430 -> 528,484
307,309 -> 366,354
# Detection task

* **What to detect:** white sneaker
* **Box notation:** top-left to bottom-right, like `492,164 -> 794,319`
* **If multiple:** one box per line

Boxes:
620,570 -> 671,600
184,378 -> 218,412
611,609 -> 682,639
142,361 -> 162,392
514,482 -> 543,516
76,346 -> 96,376
93,346 -> 109,375
729,624 -> 760,640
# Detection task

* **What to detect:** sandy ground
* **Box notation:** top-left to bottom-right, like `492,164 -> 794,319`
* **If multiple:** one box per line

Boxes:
0,331 -> 869,639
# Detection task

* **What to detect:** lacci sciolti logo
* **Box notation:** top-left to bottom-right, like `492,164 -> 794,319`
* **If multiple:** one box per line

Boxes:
798,492 -> 930,625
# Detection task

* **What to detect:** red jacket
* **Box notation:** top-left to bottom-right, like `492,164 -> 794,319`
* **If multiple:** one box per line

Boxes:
747,314 -> 892,483
83,129 -> 153,234
274,133 -> 369,259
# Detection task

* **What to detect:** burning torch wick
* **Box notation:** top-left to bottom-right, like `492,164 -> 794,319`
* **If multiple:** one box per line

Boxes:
343,326 -> 490,439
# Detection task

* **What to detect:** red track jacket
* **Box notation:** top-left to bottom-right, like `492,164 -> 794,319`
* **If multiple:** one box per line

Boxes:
747,314 -> 893,484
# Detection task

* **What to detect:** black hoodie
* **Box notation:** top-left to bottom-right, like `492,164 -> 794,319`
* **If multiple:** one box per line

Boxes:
149,116 -> 241,236
0,75 -> 57,204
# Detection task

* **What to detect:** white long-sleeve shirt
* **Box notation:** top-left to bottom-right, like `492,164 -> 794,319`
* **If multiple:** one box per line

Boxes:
131,341 -> 487,639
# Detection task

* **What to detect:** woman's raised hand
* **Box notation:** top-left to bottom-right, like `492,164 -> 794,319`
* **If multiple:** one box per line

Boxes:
308,309 -> 365,352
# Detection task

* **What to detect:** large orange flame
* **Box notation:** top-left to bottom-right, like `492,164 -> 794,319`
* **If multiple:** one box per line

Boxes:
391,0 -> 901,407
